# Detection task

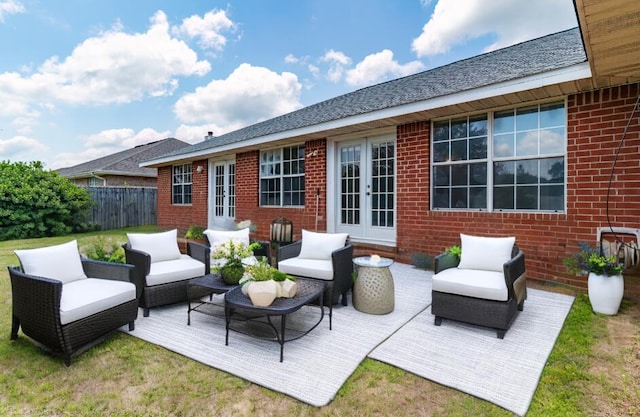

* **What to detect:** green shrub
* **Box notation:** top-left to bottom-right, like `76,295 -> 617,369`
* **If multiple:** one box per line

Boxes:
0,160 -> 92,241
80,236 -> 126,263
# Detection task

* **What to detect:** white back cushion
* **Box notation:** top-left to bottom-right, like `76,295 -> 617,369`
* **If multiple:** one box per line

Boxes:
15,240 -> 87,284
457,234 -> 515,272
204,228 -> 250,251
298,230 -> 348,260
127,229 -> 181,263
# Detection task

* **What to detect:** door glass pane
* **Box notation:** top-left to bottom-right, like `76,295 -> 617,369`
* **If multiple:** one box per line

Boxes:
340,145 -> 360,226
370,141 -> 394,227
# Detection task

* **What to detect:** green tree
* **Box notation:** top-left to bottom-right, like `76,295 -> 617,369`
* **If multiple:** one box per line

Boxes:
0,160 -> 93,240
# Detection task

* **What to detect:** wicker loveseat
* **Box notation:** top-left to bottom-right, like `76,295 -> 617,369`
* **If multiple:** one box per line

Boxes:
9,240 -> 139,366
122,229 -> 209,317
431,234 -> 527,339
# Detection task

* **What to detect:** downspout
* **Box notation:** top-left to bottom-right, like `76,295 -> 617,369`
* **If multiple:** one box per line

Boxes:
90,172 -> 107,187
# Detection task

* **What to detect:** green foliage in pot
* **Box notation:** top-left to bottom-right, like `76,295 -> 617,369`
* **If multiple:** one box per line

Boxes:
184,225 -> 205,240
446,244 -> 462,260
240,259 -> 295,284
81,236 -> 126,263
563,242 -> 624,276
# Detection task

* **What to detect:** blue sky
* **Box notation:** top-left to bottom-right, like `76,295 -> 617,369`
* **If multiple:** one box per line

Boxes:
0,0 -> 578,169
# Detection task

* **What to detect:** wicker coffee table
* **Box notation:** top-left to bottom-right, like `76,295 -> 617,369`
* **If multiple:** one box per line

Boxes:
224,277 -> 327,362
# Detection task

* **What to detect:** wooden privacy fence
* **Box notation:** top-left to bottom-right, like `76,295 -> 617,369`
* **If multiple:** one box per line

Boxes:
86,187 -> 157,230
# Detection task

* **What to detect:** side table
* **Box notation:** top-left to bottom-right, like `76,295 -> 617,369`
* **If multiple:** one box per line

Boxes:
352,256 -> 395,314
187,273 -> 236,325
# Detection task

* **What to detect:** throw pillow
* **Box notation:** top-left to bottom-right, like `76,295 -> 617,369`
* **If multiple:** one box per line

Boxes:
127,229 -> 181,263
204,228 -> 251,251
457,234 -> 515,272
298,230 -> 348,260
15,240 -> 87,284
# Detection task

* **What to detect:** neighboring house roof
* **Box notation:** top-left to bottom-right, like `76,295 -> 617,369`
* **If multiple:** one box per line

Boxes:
143,27 -> 588,167
57,138 -> 190,179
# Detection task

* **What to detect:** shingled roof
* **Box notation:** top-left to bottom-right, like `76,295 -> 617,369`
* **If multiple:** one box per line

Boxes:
149,27 -> 586,164
57,138 -> 189,178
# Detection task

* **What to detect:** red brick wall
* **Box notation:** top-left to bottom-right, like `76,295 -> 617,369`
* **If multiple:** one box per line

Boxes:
395,83 -> 640,300
157,83 -> 640,299
157,160 -> 208,235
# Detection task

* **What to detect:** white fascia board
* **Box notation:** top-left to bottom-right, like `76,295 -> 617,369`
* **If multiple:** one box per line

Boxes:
142,62 -> 591,167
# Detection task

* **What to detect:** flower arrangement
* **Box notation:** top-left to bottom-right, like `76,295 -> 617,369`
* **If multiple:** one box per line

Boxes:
212,240 -> 262,284
240,258 -> 295,284
563,242 -> 624,276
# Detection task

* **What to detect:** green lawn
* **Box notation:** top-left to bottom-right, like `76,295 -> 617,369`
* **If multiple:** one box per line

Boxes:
0,227 -> 635,416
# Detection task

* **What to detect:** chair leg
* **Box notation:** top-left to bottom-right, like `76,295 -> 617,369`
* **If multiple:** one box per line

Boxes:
434,316 -> 442,326
517,302 -> 524,311
128,321 -> 135,331
341,290 -> 348,306
11,316 -> 19,340
63,355 -> 72,367
497,329 -> 506,339
143,308 -> 150,317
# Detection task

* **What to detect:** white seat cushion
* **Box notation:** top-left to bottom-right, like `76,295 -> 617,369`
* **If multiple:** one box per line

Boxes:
127,229 -> 181,263
146,255 -> 205,286
298,230 -> 348,261
278,258 -> 334,281
432,268 -> 508,302
15,240 -> 87,285
458,234 -> 515,272
60,278 -> 136,325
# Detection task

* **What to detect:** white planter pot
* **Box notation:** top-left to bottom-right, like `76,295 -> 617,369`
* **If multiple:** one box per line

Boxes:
278,279 -> 298,298
247,280 -> 278,307
588,272 -> 624,315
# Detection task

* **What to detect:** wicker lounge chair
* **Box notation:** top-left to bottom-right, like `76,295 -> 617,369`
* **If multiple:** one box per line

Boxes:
277,230 -> 353,329
431,234 -> 527,338
9,240 -> 139,366
122,229 -> 209,317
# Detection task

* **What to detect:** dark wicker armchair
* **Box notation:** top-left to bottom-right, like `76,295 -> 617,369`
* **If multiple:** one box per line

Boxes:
277,232 -> 354,330
122,240 -> 209,317
8,260 -> 139,366
431,243 -> 527,339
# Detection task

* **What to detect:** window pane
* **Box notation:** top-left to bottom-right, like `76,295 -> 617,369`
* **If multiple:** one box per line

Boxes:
516,106 -> 538,131
469,187 -> 487,208
433,188 -> 449,208
434,166 -> 449,186
516,186 -> 537,209
469,115 -> 487,136
451,139 -> 467,161
540,185 -> 564,210
540,102 -> 565,127
516,160 -> 538,184
433,142 -> 449,162
451,118 -> 467,139
433,121 -> 449,141
469,137 -> 487,159
540,157 -> 564,183
494,161 -> 515,185
494,186 -> 514,209
493,133 -> 514,157
469,163 -> 487,185
540,127 -> 565,154
494,110 -> 514,134
516,131 -> 538,156
451,165 -> 468,186
451,188 -> 467,208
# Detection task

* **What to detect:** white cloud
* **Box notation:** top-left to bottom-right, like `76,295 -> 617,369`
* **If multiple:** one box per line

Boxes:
173,63 -> 303,130
345,49 -> 425,86
285,54 -> 299,64
0,135 -> 47,158
0,10 -> 211,119
412,0 -> 578,58
321,49 -> 352,82
84,127 -> 171,149
0,0 -> 24,22
172,9 -> 235,51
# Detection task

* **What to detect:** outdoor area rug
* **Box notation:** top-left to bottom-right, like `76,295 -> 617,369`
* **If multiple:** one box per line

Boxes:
368,287 -> 575,416
123,262 -> 432,407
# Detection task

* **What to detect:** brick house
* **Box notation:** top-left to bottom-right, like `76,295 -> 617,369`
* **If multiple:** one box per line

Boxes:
57,138 -> 189,187
142,3 -> 640,299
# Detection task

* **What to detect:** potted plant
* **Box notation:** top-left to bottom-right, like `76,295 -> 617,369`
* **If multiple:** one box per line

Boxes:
564,242 -> 624,315
240,259 -> 297,306
212,240 -> 262,285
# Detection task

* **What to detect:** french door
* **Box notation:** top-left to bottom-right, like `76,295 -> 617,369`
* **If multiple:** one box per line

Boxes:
335,137 -> 396,242
208,160 -> 236,230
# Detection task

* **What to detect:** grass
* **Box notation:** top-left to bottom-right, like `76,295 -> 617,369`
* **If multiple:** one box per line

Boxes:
0,227 -> 637,416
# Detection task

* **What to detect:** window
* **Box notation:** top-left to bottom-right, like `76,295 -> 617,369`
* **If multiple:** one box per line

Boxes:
172,163 -> 192,205
432,101 -> 565,212
88,177 -> 102,187
260,145 -> 305,206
